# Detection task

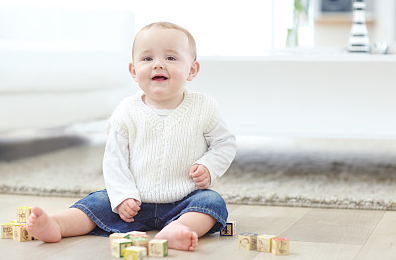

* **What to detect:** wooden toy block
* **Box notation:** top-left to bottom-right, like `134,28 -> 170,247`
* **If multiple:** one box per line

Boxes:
13,224 -> 23,241
124,246 -> 147,260
238,232 -> 258,251
109,233 -> 127,249
13,225 -> 32,242
149,239 -> 168,257
12,223 -> 22,241
128,236 -> 149,254
124,232 -> 150,240
257,234 -> 277,253
111,238 -> 133,257
125,231 -> 147,237
272,237 -> 289,255
128,236 -> 149,245
1,223 -> 14,239
17,206 -> 32,223
220,221 -> 236,236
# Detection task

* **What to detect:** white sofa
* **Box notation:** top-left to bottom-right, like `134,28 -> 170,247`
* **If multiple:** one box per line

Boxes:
0,7 -> 137,133
189,54 -> 396,139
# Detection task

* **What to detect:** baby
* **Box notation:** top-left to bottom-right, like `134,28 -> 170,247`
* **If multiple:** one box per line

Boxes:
27,22 -> 237,251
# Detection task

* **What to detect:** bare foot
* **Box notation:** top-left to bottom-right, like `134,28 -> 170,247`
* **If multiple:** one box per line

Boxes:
26,206 -> 61,243
154,221 -> 198,251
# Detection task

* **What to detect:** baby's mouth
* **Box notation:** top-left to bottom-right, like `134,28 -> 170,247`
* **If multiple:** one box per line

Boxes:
152,76 -> 168,81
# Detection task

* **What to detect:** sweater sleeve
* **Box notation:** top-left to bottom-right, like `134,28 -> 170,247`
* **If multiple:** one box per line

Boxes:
103,128 -> 141,213
195,117 -> 237,185
202,94 -> 220,134
108,98 -> 130,138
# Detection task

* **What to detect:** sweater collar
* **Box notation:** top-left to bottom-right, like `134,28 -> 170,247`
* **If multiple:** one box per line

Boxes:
134,90 -> 193,127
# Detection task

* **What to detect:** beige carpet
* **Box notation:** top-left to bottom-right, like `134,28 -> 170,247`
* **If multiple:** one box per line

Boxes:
1,135 -> 396,210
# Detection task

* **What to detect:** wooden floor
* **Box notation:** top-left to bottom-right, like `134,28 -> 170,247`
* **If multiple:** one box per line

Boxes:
1,194 -> 395,260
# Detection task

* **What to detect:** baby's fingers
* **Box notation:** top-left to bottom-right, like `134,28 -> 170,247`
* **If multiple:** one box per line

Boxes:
126,200 -> 141,212
189,164 -> 199,177
124,207 -> 139,218
192,174 -> 206,183
120,211 -> 135,223
120,206 -> 138,220
195,178 -> 210,189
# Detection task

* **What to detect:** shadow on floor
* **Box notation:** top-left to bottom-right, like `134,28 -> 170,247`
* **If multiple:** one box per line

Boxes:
0,135 -> 89,161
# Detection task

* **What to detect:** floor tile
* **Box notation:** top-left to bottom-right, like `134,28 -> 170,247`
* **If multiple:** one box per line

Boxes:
280,208 -> 385,245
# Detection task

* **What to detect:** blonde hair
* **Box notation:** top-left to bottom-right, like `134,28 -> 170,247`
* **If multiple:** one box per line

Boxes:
132,22 -> 197,61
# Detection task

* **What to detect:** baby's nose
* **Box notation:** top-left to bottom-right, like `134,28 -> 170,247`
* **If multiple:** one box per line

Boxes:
152,60 -> 164,69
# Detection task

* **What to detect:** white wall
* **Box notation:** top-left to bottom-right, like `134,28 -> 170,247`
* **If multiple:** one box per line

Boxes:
186,55 -> 396,139
373,0 -> 396,43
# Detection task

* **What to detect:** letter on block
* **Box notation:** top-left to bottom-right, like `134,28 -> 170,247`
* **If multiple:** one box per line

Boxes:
272,237 -> 289,255
1,223 -> 14,239
124,246 -> 147,260
111,238 -> 133,257
149,239 -> 168,257
109,233 -> 127,249
257,234 -> 277,252
128,237 -> 149,250
238,232 -> 258,250
220,221 -> 236,236
17,207 -> 32,223
13,225 -> 32,242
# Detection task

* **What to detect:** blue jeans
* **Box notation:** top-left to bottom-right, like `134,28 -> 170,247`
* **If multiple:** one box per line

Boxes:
70,189 -> 228,237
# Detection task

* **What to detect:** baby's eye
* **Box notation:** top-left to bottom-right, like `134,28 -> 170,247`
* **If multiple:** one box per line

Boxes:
142,56 -> 153,61
166,56 -> 176,61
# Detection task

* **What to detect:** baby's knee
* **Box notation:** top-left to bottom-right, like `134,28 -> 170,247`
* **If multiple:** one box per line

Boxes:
193,189 -> 226,209
72,189 -> 111,212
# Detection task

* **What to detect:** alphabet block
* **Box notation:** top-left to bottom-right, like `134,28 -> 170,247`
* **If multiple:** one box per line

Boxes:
109,233 -> 127,249
128,236 -> 149,254
124,232 -> 150,240
149,239 -> 168,257
111,238 -> 133,257
17,207 -> 32,223
272,237 -> 289,255
238,232 -> 258,250
13,225 -> 32,242
125,231 -> 147,237
257,234 -> 277,253
1,223 -> 14,239
220,221 -> 236,236
124,246 -> 147,260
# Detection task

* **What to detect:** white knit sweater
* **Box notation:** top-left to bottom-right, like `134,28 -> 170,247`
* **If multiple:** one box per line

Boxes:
108,91 -> 225,203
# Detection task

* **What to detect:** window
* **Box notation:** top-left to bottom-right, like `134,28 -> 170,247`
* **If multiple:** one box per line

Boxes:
2,0 -> 311,56
132,0 -> 273,56
132,0 -> 314,56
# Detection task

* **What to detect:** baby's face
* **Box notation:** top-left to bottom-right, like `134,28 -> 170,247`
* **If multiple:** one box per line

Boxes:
130,27 -> 198,108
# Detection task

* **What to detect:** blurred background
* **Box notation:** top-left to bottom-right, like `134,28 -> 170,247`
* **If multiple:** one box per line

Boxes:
1,0 -> 396,158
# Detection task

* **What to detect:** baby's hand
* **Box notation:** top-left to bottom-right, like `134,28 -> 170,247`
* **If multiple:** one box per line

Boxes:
189,164 -> 211,190
117,198 -> 141,223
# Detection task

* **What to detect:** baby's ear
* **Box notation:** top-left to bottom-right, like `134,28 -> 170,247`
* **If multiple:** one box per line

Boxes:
129,62 -> 138,82
187,61 -> 200,81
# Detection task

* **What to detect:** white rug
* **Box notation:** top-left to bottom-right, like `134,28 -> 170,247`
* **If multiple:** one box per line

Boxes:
1,135 -> 396,210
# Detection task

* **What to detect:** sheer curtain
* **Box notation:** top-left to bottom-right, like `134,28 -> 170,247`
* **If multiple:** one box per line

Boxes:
2,0 -> 299,56
132,0 -> 274,56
